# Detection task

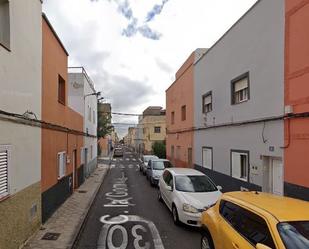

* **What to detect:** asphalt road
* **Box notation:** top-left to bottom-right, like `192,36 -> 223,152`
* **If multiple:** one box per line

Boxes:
74,147 -> 201,249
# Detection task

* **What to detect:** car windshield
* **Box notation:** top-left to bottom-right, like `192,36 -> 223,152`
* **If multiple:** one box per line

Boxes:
144,156 -> 158,162
277,221 -> 309,249
153,161 -> 172,170
175,175 -> 217,192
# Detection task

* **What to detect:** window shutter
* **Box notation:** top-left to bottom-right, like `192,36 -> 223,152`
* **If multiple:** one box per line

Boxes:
202,148 -> 212,169
234,78 -> 248,92
232,152 -> 241,178
0,149 -> 9,198
204,95 -> 212,105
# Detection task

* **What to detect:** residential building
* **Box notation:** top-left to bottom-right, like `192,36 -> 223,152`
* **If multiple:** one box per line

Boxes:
97,103 -> 112,156
68,67 -> 98,178
41,14 -> 84,222
127,127 -> 136,149
166,49 -> 206,167
284,0 -> 309,200
134,115 -> 144,156
194,0 -> 285,193
0,1 -> 42,248
141,107 -> 166,154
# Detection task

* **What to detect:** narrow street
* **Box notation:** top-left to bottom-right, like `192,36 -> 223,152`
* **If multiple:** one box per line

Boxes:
74,147 -> 201,249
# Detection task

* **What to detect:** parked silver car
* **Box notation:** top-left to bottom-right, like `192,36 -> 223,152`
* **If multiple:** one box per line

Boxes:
146,159 -> 173,186
140,155 -> 159,174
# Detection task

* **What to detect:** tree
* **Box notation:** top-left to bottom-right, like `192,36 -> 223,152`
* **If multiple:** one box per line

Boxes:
152,141 -> 166,159
97,112 -> 113,138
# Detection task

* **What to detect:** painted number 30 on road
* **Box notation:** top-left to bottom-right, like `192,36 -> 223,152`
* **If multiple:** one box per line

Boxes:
98,215 -> 165,249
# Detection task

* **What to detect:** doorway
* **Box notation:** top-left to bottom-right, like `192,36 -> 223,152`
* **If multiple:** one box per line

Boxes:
73,149 -> 78,189
262,157 -> 283,195
188,148 -> 192,167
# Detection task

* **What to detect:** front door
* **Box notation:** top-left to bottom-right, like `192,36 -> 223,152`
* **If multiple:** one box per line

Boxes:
73,150 -> 77,189
272,159 -> 283,196
188,148 -> 192,167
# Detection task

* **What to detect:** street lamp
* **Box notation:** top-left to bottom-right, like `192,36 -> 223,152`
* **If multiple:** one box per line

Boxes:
84,91 -> 101,99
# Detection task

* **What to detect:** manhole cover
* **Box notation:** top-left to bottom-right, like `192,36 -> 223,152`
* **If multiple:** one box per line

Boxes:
41,232 -> 61,241
78,190 -> 87,193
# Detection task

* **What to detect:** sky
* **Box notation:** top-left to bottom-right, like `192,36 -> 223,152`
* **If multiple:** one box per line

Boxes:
43,0 -> 257,138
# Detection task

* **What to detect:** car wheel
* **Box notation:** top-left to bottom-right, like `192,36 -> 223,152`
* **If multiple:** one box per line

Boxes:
172,205 -> 180,225
201,231 -> 215,249
157,190 -> 162,202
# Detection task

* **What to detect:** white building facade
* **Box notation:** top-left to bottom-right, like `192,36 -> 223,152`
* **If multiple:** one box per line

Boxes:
194,0 -> 285,194
0,1 -> 42,248
68,67 -> 98,179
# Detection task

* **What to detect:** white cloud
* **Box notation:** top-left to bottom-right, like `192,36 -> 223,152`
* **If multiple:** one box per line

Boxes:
43,0 -> 257,137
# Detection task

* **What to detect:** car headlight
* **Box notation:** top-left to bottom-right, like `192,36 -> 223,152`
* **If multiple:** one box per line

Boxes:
183,203 -> 199,213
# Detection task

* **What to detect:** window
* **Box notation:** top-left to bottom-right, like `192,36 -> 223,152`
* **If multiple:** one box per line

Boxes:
0,145 -> 10,199
176,146 -> 181,160
143,128 -> 146,134
219,200 -> 275,248
231,72 -> 249,104
57,152 -> 66,179
202,147 -> 212,169
163,171 -> 173,187
181,105 -> 186,121
88,106 -> 91,121
154,126 -> 161,133
202,92 -> 212,113
58,75 -> 65,105
93,110 -> 95,124
171,111 -> 175,124
0,0 -> 10,50
90,145 -> 93,159
231,150 -> 249,181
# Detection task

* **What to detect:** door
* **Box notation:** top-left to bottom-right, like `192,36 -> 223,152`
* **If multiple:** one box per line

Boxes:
188,148 -> 192,167
73,150 -> 78,189
272,159 -> 283,196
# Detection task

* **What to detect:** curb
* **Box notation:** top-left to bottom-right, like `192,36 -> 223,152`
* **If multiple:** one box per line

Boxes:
70,155 -> 112,249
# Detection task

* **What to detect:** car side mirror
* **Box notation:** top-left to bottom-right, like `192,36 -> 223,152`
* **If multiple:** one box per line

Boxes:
217,185 -> 222,191
256,243 -> 272,249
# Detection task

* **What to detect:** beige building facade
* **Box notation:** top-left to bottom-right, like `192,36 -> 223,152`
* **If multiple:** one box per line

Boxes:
140,107 -> 166,154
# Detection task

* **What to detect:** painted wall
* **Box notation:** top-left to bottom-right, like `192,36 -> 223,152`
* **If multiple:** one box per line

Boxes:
42,16 -> 84,221
0,1 -> 42,248
284,0 -> 309,200
194,0 -> 284,189
141,115 -> 166,154
68,71 -> 98,177
166,51 -> 197,167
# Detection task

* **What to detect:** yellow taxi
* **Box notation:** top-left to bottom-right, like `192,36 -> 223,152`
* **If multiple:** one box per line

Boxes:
200,191 -> 309,249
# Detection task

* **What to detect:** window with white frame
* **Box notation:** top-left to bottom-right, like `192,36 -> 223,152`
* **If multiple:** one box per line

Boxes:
202,92 -> 212,113
81,148 -> 85,165
88,106 -> 91,121
0,0 -> 10,50
57,152 -> 66,179
202,147 -> 212,169
231,150 -> 249,181
0,145 -> 10,199
232,73 -> 249,104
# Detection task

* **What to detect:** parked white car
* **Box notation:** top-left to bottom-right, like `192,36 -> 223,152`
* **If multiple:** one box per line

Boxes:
141,155 -> 159,174
158,168 -> 222,227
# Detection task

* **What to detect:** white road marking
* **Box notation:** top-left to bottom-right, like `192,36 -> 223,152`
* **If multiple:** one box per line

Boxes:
98,215 -> 165,249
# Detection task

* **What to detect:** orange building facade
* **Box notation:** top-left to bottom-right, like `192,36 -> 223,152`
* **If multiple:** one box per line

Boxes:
284,0 -> 309,200
41,15 -> 84,222
166,50 -> 206,167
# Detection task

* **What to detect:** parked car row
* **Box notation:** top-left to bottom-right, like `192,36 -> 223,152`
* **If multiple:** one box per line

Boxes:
139,154 -> 309,249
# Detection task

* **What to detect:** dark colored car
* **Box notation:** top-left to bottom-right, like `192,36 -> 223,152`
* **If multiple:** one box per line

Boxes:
114,147 -> 123,157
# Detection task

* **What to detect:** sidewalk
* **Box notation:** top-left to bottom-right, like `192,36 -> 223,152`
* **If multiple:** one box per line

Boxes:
23,159 -> 110,249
